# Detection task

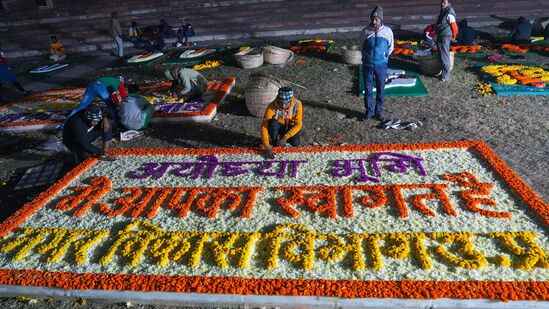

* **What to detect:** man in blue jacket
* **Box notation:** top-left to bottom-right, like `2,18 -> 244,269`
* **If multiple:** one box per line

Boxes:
359,5 -> 394,123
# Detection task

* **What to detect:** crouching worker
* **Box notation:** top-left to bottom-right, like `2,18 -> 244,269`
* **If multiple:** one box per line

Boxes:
63,104 -> 116,163
61,76 -> 127,130
165,66 -> 208,101
119,83 -> 155,130
261,87 -> 302,159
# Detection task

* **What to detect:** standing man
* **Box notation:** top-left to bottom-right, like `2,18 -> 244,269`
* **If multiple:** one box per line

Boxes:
165,66 -> 208,101
435,0 -> 458,81
110,11 -> 123,58
261,87 -> 302,159
359,5 -> 394,122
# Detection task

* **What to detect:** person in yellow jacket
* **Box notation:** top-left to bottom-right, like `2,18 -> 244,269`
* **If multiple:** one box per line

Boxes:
261,87 -> 302,159
49,36 -> 66,62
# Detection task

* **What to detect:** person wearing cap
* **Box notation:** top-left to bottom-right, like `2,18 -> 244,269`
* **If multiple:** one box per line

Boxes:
435,0 -> 458,81
119,83 -> 155,131
261,87 -> 302,159
359,5 -> 394,123
165,66 -> 208,101
62,76 -> 127,130
62,104 -> 115,163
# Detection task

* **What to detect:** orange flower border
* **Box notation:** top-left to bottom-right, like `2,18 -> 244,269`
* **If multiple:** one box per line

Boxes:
0,269 -> 546,301
0,140 -> 547,301
0,78 -> 236,128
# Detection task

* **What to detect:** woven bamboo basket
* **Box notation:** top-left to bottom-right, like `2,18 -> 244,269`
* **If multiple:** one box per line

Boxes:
234,48 -> 263,69
341,46 -> 362,65
262,45 -> 292,64
418,52 -> 454,76
245,74 -> 288,117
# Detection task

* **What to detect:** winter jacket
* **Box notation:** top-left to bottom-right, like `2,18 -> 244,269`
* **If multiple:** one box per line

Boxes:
261,97 -> 302,147
173,68 -> 208,96
436,6 -> 457,39
50,41 -> 65,56
359,25 -> 394,67
110,18 -> 122,37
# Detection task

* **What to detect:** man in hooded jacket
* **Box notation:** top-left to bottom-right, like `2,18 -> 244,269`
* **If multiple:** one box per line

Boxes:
359,5 -> 394,123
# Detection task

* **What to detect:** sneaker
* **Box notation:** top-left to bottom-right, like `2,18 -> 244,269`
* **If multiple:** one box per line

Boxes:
435,70 -> 443,78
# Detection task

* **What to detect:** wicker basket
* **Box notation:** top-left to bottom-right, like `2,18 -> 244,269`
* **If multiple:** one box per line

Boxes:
262,45 -> 293,64
341,46 -> 362,65
418,52 -> 455,76
245,74 -> 288,117
234,48 -> 263,69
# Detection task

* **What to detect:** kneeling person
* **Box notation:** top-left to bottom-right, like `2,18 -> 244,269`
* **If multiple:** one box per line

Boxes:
261,87 -> 302,159
63,104 -> 115,163
119,84 -> 155,130
165,66 -> 208,101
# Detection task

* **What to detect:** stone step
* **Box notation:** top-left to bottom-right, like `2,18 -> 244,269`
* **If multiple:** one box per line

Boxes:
2,0 -> 547,57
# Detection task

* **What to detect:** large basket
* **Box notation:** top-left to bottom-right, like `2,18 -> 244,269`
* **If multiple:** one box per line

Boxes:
341,46 -> 362,65
418,52 -> 454,76
234,48 -> 263,69
245,74 -> 287,117
262,45 -> 292,64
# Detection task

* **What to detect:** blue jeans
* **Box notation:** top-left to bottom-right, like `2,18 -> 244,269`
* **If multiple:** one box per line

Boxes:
61,81 -> 111,129
363,64 -> 387,119
114,36 -> 124,57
